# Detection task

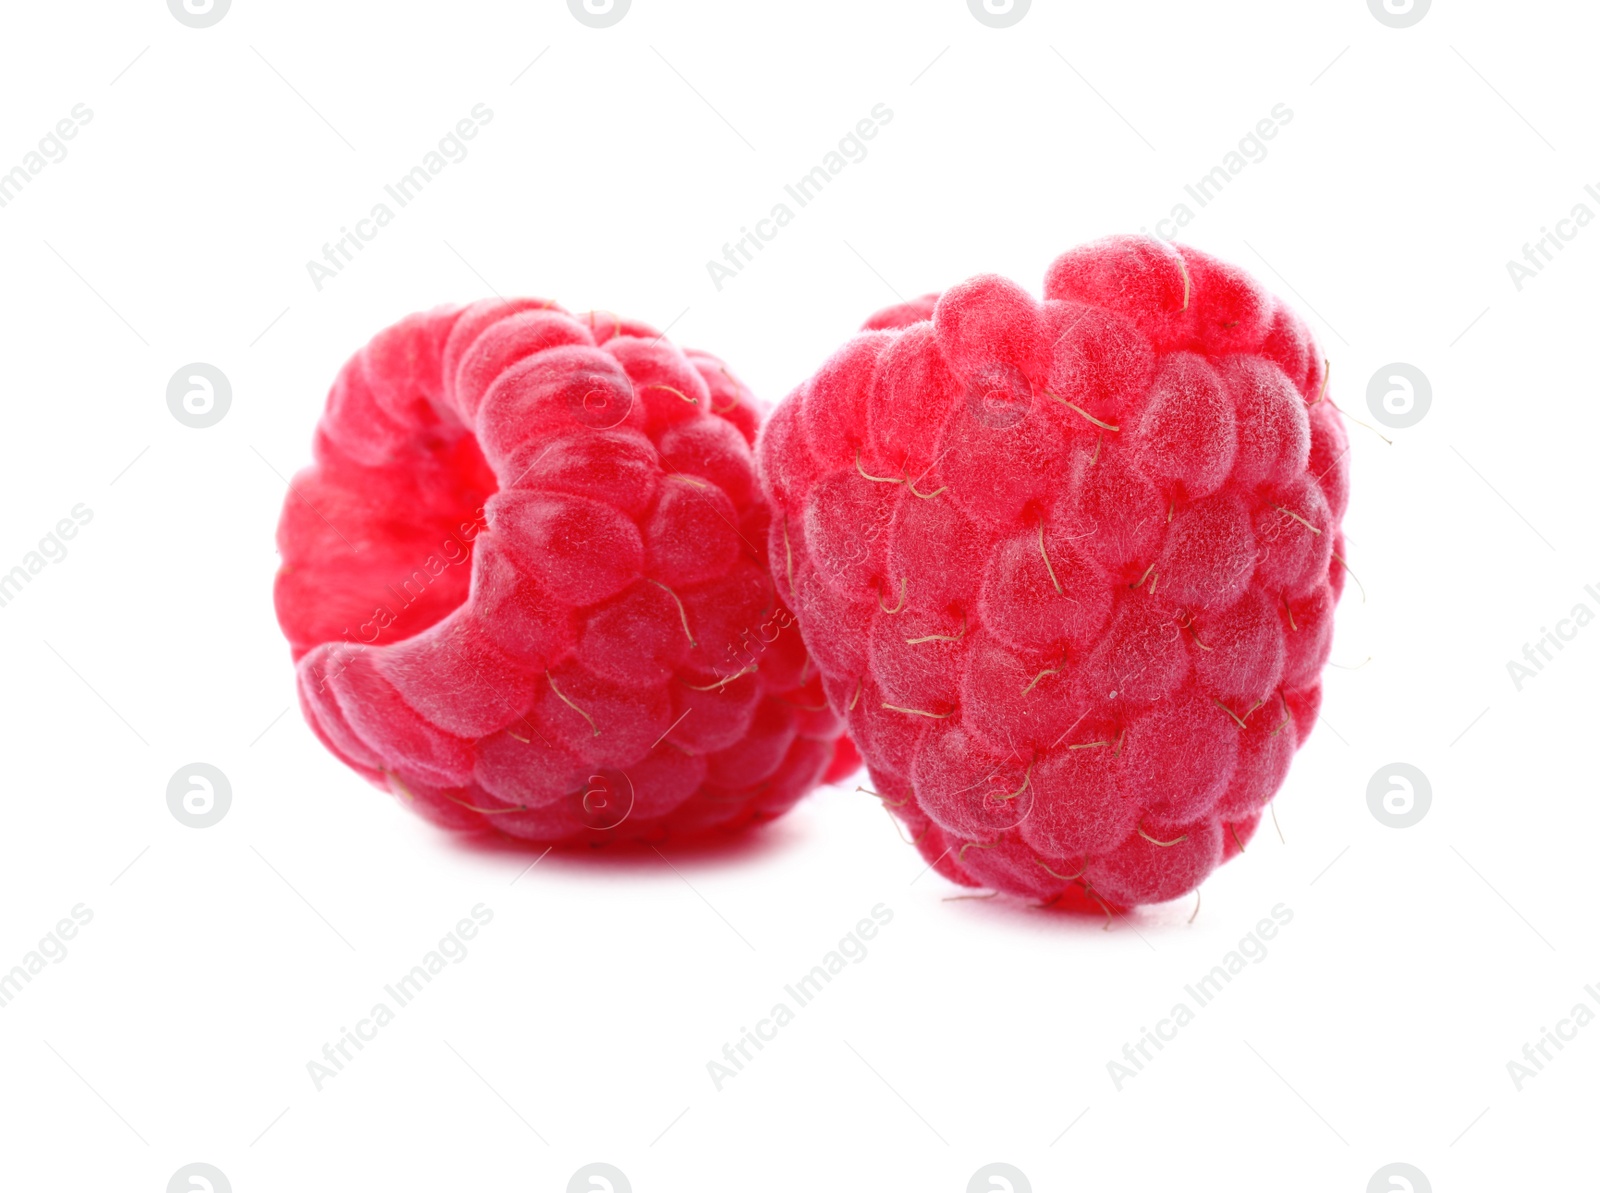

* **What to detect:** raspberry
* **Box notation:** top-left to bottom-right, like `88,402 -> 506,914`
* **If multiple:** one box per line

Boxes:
275,300 -> 852,845
758,237 -> 1349,910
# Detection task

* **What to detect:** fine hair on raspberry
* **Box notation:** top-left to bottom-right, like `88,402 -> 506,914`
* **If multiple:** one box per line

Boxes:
757,236 -> 1350,910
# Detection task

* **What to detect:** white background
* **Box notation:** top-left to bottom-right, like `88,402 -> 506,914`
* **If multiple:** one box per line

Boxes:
1,1 -> 1595,1190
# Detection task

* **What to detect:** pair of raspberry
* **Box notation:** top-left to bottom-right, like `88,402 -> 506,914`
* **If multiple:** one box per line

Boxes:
274,237 -> 1348,911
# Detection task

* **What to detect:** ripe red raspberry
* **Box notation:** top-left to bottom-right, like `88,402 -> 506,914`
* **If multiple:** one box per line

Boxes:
275,299 -> 854,845
757,237 -> 1349,910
